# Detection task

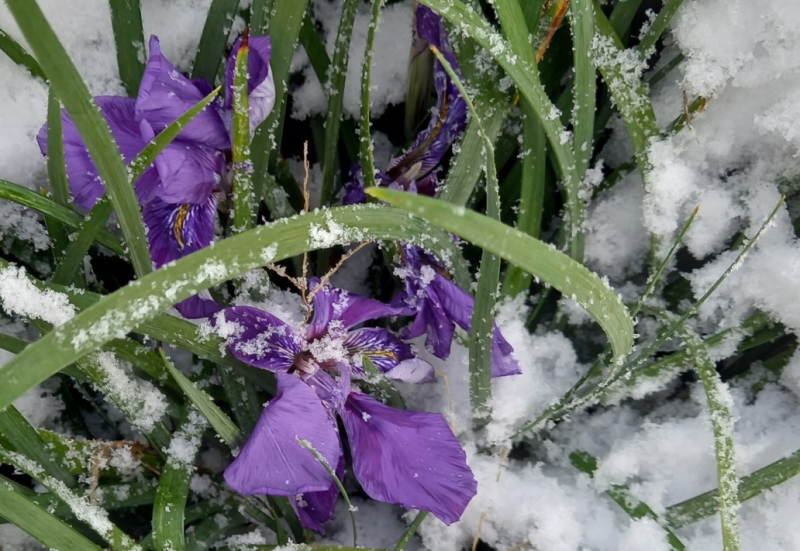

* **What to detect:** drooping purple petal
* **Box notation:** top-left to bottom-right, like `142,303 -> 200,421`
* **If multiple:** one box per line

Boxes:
400,286 -> 456,360
384,358 -> 435,383
341,164 -> 367,206
294,457 -> 345,532
36,96 -> 158,209
139,118 -> 224,204
307,279 -> 409,340
212,305 -> 303,371
225,372 -> 342,496
174,292 -> 221,319
224,34 -> 275,133
382,5 -> 467,194
143,194 -> 217,267
341,392 -> 476,524
137,35 -> 229,150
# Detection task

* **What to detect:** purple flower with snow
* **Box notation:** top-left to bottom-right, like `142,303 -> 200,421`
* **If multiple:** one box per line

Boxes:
37,33 -> 275,318
213,279 -> 476,529
394,244 -> 520,377
342,4 -> 468,204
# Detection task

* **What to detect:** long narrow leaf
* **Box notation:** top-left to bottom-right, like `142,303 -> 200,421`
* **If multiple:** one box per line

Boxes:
0,475 -> 104,551
358,0 -> 384,190
432,45 -> 499,429
192,0 -> 240,82
0,205 -> 463,410
422,0 -> 583,259
0,179 -> 124,255
319,0 -> 359,206
108,0 -> 145,96
367,187 -> 635,360
153,406 -> 207,551
231,34 -> 254,232
0,27 -> 45,79
5,0 -> 152,276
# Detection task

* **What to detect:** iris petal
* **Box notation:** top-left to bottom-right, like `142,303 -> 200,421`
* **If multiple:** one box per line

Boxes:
213,305 -> 302,371
224,35 -> 275,133
225,372 -> 342,496
137,35 -> 229,149
143,195 -> 217,267
294,457 -> 344,532
37,96 -> 153,209
341,392 -> 476,524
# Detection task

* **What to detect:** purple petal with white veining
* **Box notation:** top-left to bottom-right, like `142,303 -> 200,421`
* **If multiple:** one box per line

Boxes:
36,96 -> 158,209
213,305 -> 302,371
137,35 -> 229,149
224,372 -> 341,496
341,392 -> 476,524
224,35 -> 275,133
142,194 -> 216,267
344,327 -> 414,373
294,457 -> 344,532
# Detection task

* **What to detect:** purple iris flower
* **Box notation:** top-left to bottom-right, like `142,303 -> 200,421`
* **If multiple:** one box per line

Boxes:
37,33 -> 275,318
342,4 -> 468,205
213,279 -> 477,529
394,244 -> 521,378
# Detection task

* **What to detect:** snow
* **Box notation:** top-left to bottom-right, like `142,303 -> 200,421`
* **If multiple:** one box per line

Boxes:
4,0 -> 800,549
291,0 -> 413,120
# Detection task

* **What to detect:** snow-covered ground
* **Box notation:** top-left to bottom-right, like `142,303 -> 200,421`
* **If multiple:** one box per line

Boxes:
2,0 -> 800,549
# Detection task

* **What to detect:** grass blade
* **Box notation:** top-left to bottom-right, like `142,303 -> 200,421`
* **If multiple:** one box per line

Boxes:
0,475 -> 104,551
502,105 -> 546,297
319,0 -> 359,206
45,88 -> 72,263
52,195 -> 114,285
0,447 -> 140,549
192,0 -> 240,82
0,205 -> 462,411
367,187 -> 635,360
570,450 -> 686,551
423,0 -> 583,260
667,447 -> 800,529
358,0 -> 384,190
251,0 -> 307,216
153,406 -> 207,551
162,350 -> 243,447
108,0 -> 145,96
250,0 -> 275,34
432,45 -> 500,430
676,325 -> 741,551
0,179 -> 124,255
638,0 -> 686,56
231,34 -> 254,232
0,27 -> 45,79
568,0 -> 596,184
5,0 -> 152,277
0,405 -> 76,487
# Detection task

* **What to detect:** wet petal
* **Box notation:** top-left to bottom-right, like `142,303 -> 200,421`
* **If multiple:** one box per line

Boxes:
341,392 -> 476,524
139,119 -> 224,204
137,35 -> 229,149
212,305 -> 303,371
384,358 -> 435,383
143,195 -> 216,267
383,5 -> 467,192
344,327 -> 414,373
174,292 -> 221,319
402,289 -> 456,360
37,96 -> 149,209
225,372 -> 342,496
490,326 -> 521,377
224,34 -> 275,133
294,457 -> 344,532
431,274 -> 520,377
308,280 -> 408,338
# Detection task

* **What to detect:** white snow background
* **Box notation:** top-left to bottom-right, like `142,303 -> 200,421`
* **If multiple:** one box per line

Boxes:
2,0 -> 800,549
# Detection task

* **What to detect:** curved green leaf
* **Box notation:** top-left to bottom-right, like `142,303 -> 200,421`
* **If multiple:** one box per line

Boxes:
367,188 -> 635,360
0,205 -> 462,411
